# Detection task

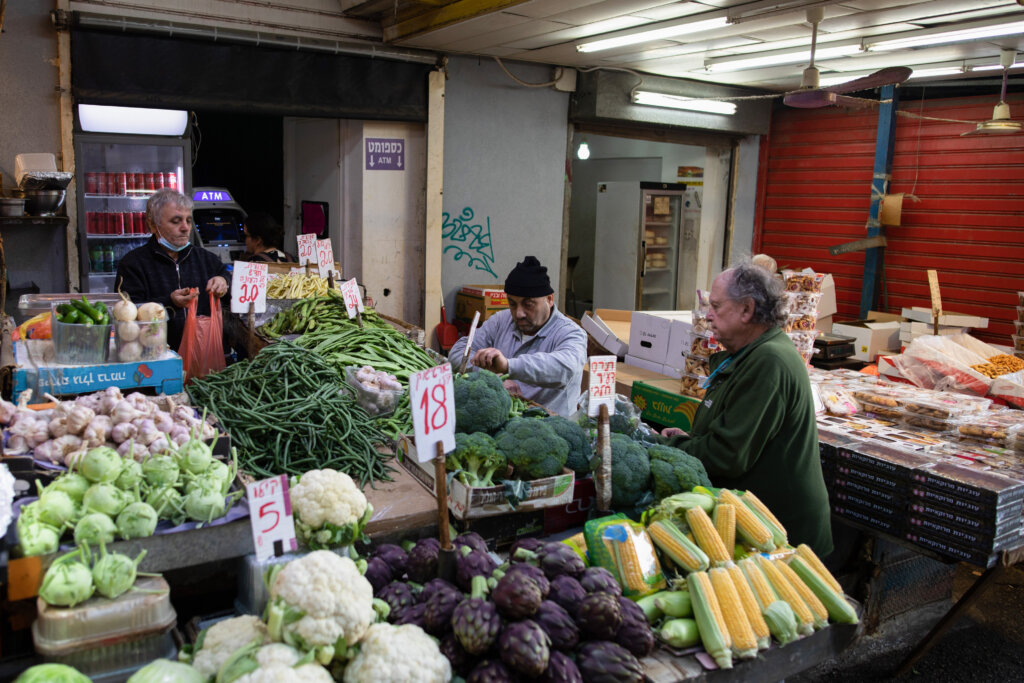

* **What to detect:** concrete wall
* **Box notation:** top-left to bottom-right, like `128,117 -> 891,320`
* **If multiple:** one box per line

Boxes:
440,56 -> 570,317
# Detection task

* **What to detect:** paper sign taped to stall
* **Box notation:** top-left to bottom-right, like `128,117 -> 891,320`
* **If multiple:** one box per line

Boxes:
296,233 -> 316,266
230,261 -> 268,314
247,474 -> 298,562
315,239 -> 334,278
340,278 -> 364,318
410,364 -> 456,461
588,355 -> 617,417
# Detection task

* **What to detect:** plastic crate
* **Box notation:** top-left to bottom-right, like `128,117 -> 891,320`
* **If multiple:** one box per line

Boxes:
51,303 -> 111,365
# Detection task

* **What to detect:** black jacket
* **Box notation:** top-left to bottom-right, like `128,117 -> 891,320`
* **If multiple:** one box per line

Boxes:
115,236 -> 231,351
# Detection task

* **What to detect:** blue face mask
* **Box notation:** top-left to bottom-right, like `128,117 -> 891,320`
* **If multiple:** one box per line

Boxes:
158,237 -> 189,253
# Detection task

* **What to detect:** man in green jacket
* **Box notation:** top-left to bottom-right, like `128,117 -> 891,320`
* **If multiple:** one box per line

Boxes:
664,261 -> 833,557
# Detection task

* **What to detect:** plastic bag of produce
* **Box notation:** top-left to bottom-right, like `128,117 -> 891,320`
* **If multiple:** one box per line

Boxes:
180,291 -> 225,383
345,365 -> 404,417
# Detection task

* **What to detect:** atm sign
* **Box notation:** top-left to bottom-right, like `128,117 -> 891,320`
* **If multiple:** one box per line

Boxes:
193,190 -> 233,202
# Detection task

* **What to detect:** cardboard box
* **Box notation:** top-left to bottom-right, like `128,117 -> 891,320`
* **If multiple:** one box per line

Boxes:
664,314 -> 694,370
605,363 -> 676,397
625,353 -> 664,375
455,510 -> 546,550
833,311 -> 902,362
901,307 -> 988,329
13,341 -> 184,397
630,380 -> 702,431
398,436 -> 574,520
543,476 -> 596,536
582,311 -> 629,357
455,284 -> 506,324
628,312 -> 674,363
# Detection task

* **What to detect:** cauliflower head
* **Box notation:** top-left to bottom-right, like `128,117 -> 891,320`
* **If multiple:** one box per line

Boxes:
290,469 -> 372,550
267,551 -> 376,665
342,623 -> 451,683
190,615 -> 270,678
232,644 -> 334,683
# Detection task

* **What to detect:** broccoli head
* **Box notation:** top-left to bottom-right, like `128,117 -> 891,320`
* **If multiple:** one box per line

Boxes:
646,444 -> 712,500
494,417 -> 568,480
544,415 -> 595,474
454,369 -> 512,434
609,433 -> 651,508
447,432 -> 507,487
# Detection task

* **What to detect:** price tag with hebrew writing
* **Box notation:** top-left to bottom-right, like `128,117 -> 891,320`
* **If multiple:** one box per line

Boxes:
588,355 -> 616,417
315,239 -> 334,279
410,364 -> 456,461
246,474 -> 298,561
296,233 -> 317,266
230,261 -> 268,314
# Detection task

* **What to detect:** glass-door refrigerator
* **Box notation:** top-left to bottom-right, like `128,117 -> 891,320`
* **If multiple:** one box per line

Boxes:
73,133 -> 191,293
593,182 -> 688,311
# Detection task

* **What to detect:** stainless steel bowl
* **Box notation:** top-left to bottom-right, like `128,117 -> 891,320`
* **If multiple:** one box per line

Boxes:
20,189 -> 66,216
0,197 -> 26,217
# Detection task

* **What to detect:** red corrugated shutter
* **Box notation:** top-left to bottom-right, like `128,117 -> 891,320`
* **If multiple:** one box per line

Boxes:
755,93 -> 1024,346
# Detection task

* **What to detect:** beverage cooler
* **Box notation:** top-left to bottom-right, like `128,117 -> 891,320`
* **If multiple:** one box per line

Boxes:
73,133 -> 191,293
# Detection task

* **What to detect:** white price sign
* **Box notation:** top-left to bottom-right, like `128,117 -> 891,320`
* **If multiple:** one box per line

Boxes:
246,474 -> 298,561
230,261 -> 268,314
588,355 -> 617,417
296,233 -> 317,266
410,363 -> 456,462
315,239 -> 334,279
340,277 -> 364,318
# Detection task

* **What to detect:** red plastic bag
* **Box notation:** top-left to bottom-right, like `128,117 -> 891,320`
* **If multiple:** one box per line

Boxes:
179,290 -> 225,383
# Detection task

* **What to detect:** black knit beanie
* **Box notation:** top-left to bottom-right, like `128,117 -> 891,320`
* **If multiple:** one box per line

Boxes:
505,256 -> 554,298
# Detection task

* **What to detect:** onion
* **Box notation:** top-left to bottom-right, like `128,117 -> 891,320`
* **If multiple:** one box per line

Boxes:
118,341 -> 143,362
136,302 -> 167,322
113,297 -> 138,322
139,322 -> 167,350
117,320 -> 141,343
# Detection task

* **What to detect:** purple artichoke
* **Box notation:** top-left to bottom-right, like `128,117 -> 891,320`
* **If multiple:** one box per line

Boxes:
505,562 -> 550,598
424,585 -> 464,636
420,577 -> 461,604
548,575 -> 586,618
440,632 -> 478,677
393,601 -> 427,628
491,571 -> 543,620
515,542 -> 585,580
378,581 -> 417,620
580,567 -> 623,597
364,556 -> 395,594
467,659 -> 519,683
533,600 -> 579,652
576,641 -> 644,683
454,531 -> 489,554
577,592 -> 622,641
456,546 -> 499,592
407,538 -> 441,583
615,596 -> 655,658
498,619 -> 551,677
509,536 -> 544,558
452,576 -> 503,656
371,543 -> 408,576
537,650 -> 583,683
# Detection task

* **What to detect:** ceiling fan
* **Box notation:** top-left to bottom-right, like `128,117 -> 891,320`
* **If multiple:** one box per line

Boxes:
963,49 -> 1022,136
783,8 -> 912,109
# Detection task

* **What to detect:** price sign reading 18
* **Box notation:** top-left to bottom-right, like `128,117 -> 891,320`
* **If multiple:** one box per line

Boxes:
246,474 -> 298,561
230,261 -> 268,314
588,355 -> 617,417
340,278 -> 364,318
410,363 -> 456,462
296,233 -> 317,266
315,239 -> 334,279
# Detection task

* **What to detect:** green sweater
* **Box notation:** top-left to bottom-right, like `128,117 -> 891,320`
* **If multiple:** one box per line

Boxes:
667,328 -> 833,556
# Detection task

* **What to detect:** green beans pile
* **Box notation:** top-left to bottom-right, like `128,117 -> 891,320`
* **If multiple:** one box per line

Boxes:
296,326 -> 437,383
374,392 -> 412,441
187,341 -> 394,487
259,291 -> 393,338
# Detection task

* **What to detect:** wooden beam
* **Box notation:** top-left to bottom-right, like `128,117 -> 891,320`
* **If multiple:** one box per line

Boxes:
57,0 -> 79,292
424,68 -> 445,350
384,0 -> 528,43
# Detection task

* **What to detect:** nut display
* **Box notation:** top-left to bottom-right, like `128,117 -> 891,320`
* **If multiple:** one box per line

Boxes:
970,354 -> 1024,378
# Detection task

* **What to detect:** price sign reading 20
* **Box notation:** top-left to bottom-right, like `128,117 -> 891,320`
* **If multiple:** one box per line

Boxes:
230,261 -> 268,314
410,364 -> 456,461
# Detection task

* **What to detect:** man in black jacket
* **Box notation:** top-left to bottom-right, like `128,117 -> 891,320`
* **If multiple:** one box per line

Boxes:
116,188 -> 230,351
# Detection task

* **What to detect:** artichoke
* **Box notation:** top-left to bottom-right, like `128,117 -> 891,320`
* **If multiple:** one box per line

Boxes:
453,531 -> 489,554
393,602 -> 427,628
576,641 -> 644,683
424,584 -> 463,635
498,619 -> 550,677
440,632 -> 478,678
371,543 -> 408,577
577,592 -> 623,641
452,576 -> 502,656
615,596 -> 655,658
509,536 -> 544,558
467,659 -> 518,683
491,571 -> 542,620
533,600 -> 579,652
505,562 -> 549,598
456,545 -> 498,592
537,650 -> 583,683
378,581 -> 417,621
364,556 -> 394,594
420,577 -> 461,604
580,567 -> 623,596
406,538 -> 441,583
548,575 -> 586,619
515,542 -> 585,580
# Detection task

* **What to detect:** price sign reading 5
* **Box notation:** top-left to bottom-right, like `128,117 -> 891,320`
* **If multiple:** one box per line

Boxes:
296,234 -> 317,266
410,364 -> 456,461
246,474 -> 298,561
340,278 -> 364,318
315,239 -> 334,279
587,355 -> 617,417
230,261 -> 269,314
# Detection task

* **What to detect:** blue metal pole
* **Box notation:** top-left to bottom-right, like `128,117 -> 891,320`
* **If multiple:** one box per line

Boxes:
860,83 -> 900,318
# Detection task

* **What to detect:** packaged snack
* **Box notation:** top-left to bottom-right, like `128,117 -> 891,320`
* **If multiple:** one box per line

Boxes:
819,384 -> 858,416
782,270 -> 824,293
784,314 -> 817,333
684,354 -> 710,378
690,336 -> 720,359
679,373 -> 707,400
785,291 -> 822,317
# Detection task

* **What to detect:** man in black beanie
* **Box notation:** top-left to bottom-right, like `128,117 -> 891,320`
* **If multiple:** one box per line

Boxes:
449,256 -> 587,416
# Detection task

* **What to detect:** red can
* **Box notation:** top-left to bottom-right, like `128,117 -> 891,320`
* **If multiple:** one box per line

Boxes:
86,212 -> 96,234
85,173 -> 98,195
135,172 -> 147,193
96,173 -> 108,196
113,212 -> 125,235
126,173 -> 136,193
145,173 -> 156,191
153,173 -> 164,190
165,172 -> 178,190
134,212 -> 146,234
115,173 -> 127,195
108,173 -> 119,195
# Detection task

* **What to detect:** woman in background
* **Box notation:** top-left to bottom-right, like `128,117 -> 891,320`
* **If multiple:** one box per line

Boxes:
243,211 -> 295,263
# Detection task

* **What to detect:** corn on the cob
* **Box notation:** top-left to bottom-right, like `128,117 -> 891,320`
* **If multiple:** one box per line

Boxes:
607,536 -> 648,595
648,519 -> 710,573
773,559 -> 828,629
738,557 -> 777,610
713,503 -> 736,552
726,564 -> 771,650
685,506 -> 731,567
718,489 -> 775,551
787,556 -> 859,624
708,567 -> 758,659
756,556 -> 815,635
795,543 -> 843,596
739,490 -> 788,545
762,600 -> 800,646
687,571 -> 733,670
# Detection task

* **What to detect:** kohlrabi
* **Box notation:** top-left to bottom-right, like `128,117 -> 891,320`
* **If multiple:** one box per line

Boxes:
115,460 -> 144,490
35,483 -> 77,529
92,541 -> 147,599
39,547 -> 94,607
73,512 -> 117,546
47,472 -> 91,505
176,437 -> 213,475
82,483 -> 128,517
116,502 -> 159,539
143,455 -> 179,488
78,446 -> 123,483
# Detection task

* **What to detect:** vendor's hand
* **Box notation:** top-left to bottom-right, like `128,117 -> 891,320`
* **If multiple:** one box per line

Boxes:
170,287 -> 199,308
471,347 -> 509,374
504,380 -> 523,397
661,427 -> 688,438
206,275 -> 228,297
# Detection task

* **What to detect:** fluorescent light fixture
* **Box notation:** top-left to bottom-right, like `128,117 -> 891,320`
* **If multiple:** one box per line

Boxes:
865,20 -> 1024,52
577,15 -> 729,53
577,140 -> 591,160
707,43 -> 862,73
972,63 -> 1021,72
906,67 -> 964,80
79,104 -> 189,135
633,91 -> 737,115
